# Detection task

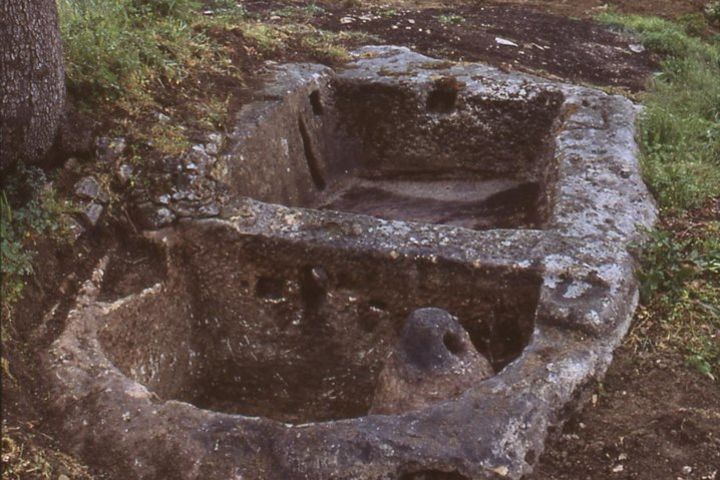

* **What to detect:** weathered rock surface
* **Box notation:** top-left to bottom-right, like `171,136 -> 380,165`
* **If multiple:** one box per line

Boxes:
43,46 -> 656,480
371,308 -> 494,415
74,176 -> 108,203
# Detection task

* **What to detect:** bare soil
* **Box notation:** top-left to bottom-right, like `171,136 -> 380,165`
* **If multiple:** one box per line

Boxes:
534,347 -> 720,480
311,3 -> 658,91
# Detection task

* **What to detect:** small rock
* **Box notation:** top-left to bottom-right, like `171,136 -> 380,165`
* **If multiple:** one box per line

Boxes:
74,176 -> 109,203
183,144 -> 214,172
492,466 -> 509,476
134,202 -> 176,229
629,43 -> 645,53
682,466 -> 693,475
206,133 -> 223,155
65,216 -> 86,241
117,164 -> 133,185
340,16 -> 354,24
199,202 -> 220,217
495,37 -> 519,47
205,143 -> 219,155
79,202 -> 104,227
172,190 -> 189,201
64,157 -> 80,171
156,112 -> 171,123
612,464 -> 624,473
155,207 -> 176,226
95,137 -> 127,163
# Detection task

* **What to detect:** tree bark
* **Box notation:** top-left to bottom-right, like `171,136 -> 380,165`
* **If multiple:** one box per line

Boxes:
1,0 -> 66,169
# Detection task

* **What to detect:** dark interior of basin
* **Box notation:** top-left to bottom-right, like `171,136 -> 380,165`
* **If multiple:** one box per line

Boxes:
225,77 -> 565,230
99,227 -> 541,424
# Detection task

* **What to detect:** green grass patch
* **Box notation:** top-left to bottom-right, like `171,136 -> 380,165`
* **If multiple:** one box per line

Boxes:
1,166 -> 74,320
635,219 -> 720,379
58,0 -> 246,103
240,21 -> 374,64
598,13 -> 720,211
599,13 -> 720,378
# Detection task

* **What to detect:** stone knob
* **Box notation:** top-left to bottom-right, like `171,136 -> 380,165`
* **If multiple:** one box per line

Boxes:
370,307 -> 493,415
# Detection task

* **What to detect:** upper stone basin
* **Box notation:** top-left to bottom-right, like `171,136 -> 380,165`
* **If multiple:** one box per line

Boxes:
215,51 -> 563,231
43,46 -> 657,480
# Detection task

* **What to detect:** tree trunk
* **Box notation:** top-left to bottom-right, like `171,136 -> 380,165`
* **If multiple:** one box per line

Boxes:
0,0 -> 66,169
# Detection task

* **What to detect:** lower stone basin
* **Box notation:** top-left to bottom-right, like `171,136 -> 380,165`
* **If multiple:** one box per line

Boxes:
43,47 -> 657,479
99,221 -> 540,424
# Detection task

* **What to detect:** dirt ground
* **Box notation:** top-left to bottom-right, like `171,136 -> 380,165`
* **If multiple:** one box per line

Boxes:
310,2 -> 658,91
534,347 -> 720,480
2,1 -> 718,479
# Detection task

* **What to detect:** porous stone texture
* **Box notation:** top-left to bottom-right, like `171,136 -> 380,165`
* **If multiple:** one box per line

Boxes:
370,308 -> 494,415
43,47 -> 656,480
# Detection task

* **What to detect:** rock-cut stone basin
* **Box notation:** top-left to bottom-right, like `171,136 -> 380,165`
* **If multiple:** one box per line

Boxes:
43,46 -> 656,480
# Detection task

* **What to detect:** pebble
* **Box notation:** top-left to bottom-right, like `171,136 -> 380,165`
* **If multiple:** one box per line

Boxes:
495,37 -> 519,47
64,157 -> 80,171
96,136 -> 127,163
199,202 -> 220,217
117,164 -> 133,185
80,202 -> 104,227
74,176 -> 109,203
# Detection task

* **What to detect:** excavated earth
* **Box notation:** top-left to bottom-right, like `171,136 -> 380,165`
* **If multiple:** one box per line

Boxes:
42,46 -> 656,479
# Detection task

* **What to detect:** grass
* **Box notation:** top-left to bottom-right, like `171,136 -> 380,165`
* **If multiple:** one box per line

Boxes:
58,0 -> 246,102
2,423 -> 94,480
239,21 -> 375,64
599,12 -> 720,211
1,166 -> 73,322
598,12 -> 720,379
437,13 -> 466,25
634,217 -> 720,379
58,0 -> 368,106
